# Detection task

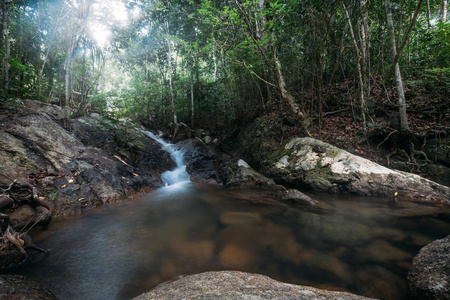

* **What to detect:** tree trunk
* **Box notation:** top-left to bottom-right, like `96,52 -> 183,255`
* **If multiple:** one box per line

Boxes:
1,0 -> 12,96
385,0 -> 409,131
165,19 -> 177,124
385,0 -> 423,82
272,34 -> 310,136
64,55 -> 72,106
441,0 -> 448,22
342,2 -> 367,134
190,71 -> 194,128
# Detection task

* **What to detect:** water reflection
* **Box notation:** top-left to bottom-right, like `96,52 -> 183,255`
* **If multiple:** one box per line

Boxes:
7,183 -> 450,300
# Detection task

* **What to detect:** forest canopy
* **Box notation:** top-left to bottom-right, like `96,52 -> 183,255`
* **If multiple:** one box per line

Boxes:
0,0 -> 448,134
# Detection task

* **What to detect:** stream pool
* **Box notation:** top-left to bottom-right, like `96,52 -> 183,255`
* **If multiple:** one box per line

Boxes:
7,182 -> 450,300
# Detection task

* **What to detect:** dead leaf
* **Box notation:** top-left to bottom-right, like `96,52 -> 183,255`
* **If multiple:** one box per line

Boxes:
61,184 -> 67,188
38,196 -> 46,200
133,173 -> 139,177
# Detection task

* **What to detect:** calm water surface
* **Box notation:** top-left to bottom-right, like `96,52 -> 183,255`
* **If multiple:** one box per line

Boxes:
8,182 -> 450,300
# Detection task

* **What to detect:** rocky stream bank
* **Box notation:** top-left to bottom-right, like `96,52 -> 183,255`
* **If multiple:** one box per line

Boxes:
0,100 -> 449,299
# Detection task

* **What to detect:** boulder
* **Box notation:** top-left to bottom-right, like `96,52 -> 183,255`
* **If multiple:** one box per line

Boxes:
219,158 -> 319,206
267,137 -> 450,204
133,271 -> 374,300
408,234 -> 450,299
0,100 -> 173,219
0,275 -> 57,300
178,138 -> 222,184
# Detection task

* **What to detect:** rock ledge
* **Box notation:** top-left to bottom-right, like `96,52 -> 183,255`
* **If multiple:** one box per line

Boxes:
133,271 -> 374,300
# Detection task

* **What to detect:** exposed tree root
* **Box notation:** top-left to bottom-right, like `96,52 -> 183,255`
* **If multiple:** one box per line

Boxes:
0,179 -> 52,270
372,128 -> 446,169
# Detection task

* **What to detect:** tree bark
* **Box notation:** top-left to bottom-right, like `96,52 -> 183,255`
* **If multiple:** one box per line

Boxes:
272,34 -> 310,136
190,70 -> 194,128
342,2 -> 367,134
1,0 -> 12,96
165,19 -> 177,124
385,0 -> 409,131
441,0 -> 448,22
385,0 -> 423,83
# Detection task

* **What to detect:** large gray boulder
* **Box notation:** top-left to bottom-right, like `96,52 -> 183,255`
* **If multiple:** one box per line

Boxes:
0,100 -> 172,218
408,235 -> 450,299
267,137 -> 449,203
133,271 -> 373,300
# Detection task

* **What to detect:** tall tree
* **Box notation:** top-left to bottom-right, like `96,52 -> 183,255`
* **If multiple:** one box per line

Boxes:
385,0 -> 409,131
1,0 -> 12,96
441,0 -> 448,22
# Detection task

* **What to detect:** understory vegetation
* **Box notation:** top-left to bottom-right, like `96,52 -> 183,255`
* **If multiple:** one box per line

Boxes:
0,0 -> 448,174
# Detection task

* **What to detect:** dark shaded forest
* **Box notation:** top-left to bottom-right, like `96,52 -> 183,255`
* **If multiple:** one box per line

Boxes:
0,0 -> 449,176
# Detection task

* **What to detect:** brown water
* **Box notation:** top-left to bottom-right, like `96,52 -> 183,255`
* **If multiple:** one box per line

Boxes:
7,182 -> 450,300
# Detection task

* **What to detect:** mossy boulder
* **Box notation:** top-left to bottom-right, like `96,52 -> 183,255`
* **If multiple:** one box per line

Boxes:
266,137 -> 449,203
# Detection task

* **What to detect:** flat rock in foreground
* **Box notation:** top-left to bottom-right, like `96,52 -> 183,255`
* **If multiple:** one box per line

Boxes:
408,234 -> 450,299
133,271 -> 374,300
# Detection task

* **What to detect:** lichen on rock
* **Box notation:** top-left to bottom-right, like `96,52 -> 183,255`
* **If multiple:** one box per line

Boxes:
267,137 -> 450,203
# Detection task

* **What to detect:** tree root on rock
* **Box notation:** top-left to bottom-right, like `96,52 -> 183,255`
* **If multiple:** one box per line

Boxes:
0,179 -> 52,270
372,128 -> 445,169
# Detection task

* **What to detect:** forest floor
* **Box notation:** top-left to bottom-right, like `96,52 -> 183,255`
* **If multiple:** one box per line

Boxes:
308,79 -> 449,186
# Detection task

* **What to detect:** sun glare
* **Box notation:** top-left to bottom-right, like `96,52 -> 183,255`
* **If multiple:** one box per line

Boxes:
89,0 -> 129,48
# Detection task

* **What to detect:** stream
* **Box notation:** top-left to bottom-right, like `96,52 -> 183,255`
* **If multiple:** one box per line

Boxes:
7,183 -> 450,300
5,135 -> 450,300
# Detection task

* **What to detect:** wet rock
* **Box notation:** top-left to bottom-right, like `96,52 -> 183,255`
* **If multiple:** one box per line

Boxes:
357,240 -> 413,263
178,138 -> 222,184
0,100 -> 173,221
220,244 -> 255,268
133,271 -> 373,300
408,234 -> 450,299
0,250 -> 26,270
219,158 -> 319,206
307,255 -> 352,282
267,137 -> 450,204
219,211 -> 262,225
355,266 -> 405,299
298,212 -> 375,247
168,239 -> 215,266
170,122 -> 193,142
270,236 -> 303,263
204,135 -> 212,144
0,275 -> 57,300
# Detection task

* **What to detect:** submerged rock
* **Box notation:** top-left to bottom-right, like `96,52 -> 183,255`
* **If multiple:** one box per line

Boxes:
0,275 -> 57,300
267,137 -> 450,204
408,234 -> 450,299
219,158 -> 319,206
133,271 -> 374,300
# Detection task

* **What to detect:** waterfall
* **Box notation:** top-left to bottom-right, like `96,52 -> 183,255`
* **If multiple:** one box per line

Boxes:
144,131 -> 190,186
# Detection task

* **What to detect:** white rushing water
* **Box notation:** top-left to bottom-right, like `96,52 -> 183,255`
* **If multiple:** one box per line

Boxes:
144,131 -> 190,186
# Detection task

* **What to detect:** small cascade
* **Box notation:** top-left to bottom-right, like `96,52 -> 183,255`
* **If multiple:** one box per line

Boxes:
144,131 -> 190,186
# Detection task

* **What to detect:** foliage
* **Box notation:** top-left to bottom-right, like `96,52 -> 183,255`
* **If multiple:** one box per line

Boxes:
0,0 -> 448,134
